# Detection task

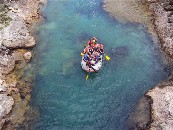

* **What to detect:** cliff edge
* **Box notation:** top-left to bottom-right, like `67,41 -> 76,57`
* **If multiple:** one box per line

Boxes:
0,0 -> 45,129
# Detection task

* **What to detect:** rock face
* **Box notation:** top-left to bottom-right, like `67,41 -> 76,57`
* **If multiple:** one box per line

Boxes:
0,0 -> 41,48
0,94 -> 14,129
0,19 -> 36,48
146,79 -> 173,130
103,0 -> 153,24
0,0 -> 45,129
0,53 -> 15,74
0,79 -> 14,129
144,0 -> 173,129
103,0 -> 173,129
148,0 -> 173,59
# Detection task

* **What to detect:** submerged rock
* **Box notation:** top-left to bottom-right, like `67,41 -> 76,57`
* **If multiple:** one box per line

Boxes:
128,96 -> 151,130
103,0 -> 153,25
110,46 -> 130,59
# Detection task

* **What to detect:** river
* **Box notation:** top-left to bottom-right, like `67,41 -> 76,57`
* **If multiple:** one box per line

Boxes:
29,0 -> 169,130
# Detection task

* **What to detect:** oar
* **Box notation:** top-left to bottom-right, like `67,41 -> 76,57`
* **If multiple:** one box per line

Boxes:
81,52 -> 84,56
90,65 -> 98,73
86,65 -> 97,80
86,74 -> 89,80
104,54 -> 110,61
86,69 -> 90,80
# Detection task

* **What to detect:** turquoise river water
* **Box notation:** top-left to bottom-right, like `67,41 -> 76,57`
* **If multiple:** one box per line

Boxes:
28,0 -> 169,130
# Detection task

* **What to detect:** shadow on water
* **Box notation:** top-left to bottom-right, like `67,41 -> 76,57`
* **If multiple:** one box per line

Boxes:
110,46 -> 130,60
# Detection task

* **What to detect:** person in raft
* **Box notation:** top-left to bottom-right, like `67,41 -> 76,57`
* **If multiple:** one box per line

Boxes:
83,53 -> 91,62
88,37 -> 104,55
83,37 -> 97,55
83,37 -> 105,67
87,37 -> 97,47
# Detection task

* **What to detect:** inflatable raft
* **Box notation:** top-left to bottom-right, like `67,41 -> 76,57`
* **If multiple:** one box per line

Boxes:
81,55 -> 103,72
81,42 -> 104,73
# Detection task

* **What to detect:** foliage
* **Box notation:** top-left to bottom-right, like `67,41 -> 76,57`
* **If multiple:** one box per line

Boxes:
0,4 -> 12,29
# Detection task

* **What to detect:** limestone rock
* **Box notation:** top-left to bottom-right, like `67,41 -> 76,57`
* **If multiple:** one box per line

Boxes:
0,0 -> 41,49
0,94 -> 14,118
0,19 -> 36,48
148,0 -> 157,2
147,83 -> 173,130
0,0 -> 43,129
147,0 -> 173,59
0,79 -> 7,92
0,119 -> 5,129
0,54 -> 15,74
23,51 -> 32,61
0,94 -> 14,129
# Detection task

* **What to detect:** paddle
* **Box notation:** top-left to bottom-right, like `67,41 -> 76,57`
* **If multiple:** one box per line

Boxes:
90,64 -> 98,73
86,65 -> 98,80
86,74 -> 89,80
81,52 -> 84,56
104,54 -> 110,61
98,50 -> 110,61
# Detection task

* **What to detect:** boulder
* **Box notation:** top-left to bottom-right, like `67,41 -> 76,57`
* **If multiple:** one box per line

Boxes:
0,19 -> 36,48
147,83 -> 173,130
0,54 -> 15,74
23,51 -> 32,61
0,94 -> 14,129
148,0 -> 173,58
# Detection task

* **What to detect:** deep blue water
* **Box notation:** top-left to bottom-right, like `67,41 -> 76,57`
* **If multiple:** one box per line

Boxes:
29,0 -> 169,130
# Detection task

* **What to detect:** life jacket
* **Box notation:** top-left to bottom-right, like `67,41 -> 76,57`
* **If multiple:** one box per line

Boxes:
87,40 -> 94,46
88,47 -> 94,54
86,61 -> 91,67
83,47 -> 89,54
99,44 -> 104,49
98,44 -> 104,54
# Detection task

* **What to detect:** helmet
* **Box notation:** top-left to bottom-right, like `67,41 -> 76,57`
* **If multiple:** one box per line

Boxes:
92,39 -> 96,43
92,37 -> 97,42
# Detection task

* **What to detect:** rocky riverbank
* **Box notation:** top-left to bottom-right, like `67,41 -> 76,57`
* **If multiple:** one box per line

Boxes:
145,0 -> 173,129
104,0 -> 173,129
0,0 -> 46,129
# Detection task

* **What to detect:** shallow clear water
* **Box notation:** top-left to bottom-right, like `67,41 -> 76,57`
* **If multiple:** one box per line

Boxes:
30,0 -> 168,130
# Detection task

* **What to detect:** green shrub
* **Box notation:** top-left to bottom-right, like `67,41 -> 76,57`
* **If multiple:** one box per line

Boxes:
0,4 -> 12,28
